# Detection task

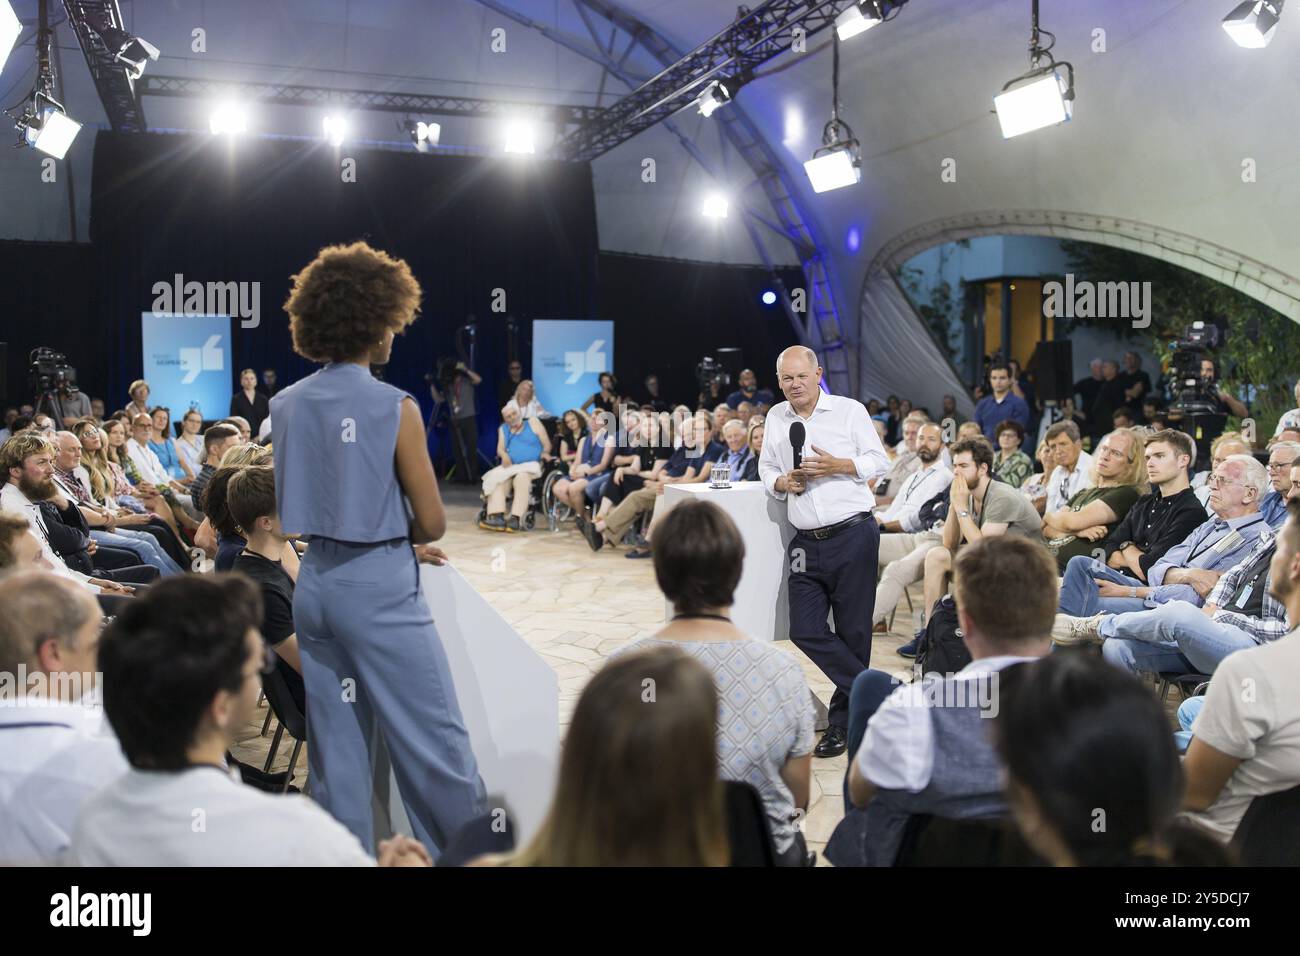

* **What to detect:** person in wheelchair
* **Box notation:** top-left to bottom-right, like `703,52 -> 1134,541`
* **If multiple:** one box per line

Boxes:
479,404 -> 551,533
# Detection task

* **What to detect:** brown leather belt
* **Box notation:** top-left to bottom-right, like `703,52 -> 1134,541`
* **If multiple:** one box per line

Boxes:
796,511 -> 874,541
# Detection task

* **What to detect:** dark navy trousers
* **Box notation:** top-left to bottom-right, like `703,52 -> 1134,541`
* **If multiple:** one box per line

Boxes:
786,518 -> 880,730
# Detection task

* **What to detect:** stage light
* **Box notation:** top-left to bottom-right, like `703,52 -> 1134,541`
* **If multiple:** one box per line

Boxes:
804,143 -> 861,193
695,78 -> 734,118
846,226 -> 861,253
25,105 -> 81,159
0,2 -> 20,76
805,30 -> 861,194
322,114 -> 348,147
93,25 -> 160,80
994,1 -> 1074,139
503,120 -> 535,153
1222,1 -> 1283,47
412,120 -> 441,152
701,193 -> 729,218
761,290 -> 777,306
836,2 -> 884,41
209,102 -> 248,135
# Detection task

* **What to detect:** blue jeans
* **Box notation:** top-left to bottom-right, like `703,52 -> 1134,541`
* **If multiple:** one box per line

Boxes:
585,472 -> 613,504
843,669 -> 904,806
1099,601 -> 1257,676
91,528 -> 184,576
1058,556 -> 1149,617
1174,696 -> 1206,753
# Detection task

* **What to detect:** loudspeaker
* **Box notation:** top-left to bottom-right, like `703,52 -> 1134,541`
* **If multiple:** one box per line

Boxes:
1030,340 -> 1073,403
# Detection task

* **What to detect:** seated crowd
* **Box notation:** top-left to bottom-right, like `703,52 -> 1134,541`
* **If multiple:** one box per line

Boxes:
3,361 -> 1300,868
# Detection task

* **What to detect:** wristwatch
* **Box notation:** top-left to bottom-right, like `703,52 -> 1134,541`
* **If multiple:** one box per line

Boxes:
958,510 -> 971,519
1117,540 -> 1134,552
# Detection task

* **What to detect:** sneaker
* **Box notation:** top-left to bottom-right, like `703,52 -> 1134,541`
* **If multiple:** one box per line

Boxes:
896,635 -> 921,658
1051,612 -> 1106,647
505,515 -> 520,533
479,514 -> 506,532
625,546 -> 652,559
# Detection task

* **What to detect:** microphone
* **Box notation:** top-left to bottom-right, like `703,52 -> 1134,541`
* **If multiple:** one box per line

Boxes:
789,421 -> 805,470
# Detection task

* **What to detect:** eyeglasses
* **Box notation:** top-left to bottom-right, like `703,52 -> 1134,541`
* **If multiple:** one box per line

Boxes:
1266,462 -> 1292,472
1207,474 -> 1244,487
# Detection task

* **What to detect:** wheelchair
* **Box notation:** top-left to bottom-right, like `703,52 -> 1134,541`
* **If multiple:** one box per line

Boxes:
475,457 -> 569,531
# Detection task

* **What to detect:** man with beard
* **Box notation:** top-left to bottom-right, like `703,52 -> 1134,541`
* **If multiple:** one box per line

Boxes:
0,432 -> 138,611
872,423 -> 953,643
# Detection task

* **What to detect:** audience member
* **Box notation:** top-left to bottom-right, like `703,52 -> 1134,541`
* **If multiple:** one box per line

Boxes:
1261,441 -> 1300,528
148,407 -> 189,482
479,404 -> 550,532
0,572 -> 129,865
503,379 -> 549,421
974,364 -> 1030,442
124,380 -> 151,420
175,408 -> 206,478
992,419 -> 1033,488
726,368 -> 775,410
190,422 -> 241,507
481,645 -> 726,867
1180,500 -> 1300,841
617,501 -> 814,865
1042,429 -> 1145,570
1192,431 -> 1251,508
230,369 -> 271,437
828,535 -> 1056,867
993,652 -> 1228,866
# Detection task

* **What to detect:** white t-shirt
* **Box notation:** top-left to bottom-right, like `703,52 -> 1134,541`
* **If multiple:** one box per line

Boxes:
857,655 -> 1037,792
0,700 -> 128,866
69,766 -> 374,866
1186,629 -> 1300,840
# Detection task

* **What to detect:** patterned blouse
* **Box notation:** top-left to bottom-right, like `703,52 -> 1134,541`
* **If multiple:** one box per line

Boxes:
993,449 -> 1034,489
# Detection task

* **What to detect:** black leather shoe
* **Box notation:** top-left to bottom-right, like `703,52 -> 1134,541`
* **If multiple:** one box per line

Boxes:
814,726 -> 848,758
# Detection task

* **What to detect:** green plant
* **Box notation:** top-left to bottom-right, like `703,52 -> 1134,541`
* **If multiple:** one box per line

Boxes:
899,264 -> 962,364
1056,241 -> 1299,435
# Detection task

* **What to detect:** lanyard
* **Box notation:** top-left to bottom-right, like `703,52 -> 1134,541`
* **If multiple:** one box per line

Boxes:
1188,516 -> 1265,563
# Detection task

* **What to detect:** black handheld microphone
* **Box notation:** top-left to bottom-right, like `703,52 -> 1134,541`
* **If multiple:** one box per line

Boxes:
789,421 -> 805,470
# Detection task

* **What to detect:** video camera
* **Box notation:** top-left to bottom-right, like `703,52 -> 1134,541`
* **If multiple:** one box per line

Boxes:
1169,319 -> 1226,418
695,355 -> 731,392
29,347 -> 78,396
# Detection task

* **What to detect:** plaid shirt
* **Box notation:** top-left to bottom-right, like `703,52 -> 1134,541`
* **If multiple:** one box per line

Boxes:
1206,530 -> 1291,644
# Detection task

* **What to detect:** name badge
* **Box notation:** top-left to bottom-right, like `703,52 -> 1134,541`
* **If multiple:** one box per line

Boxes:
1234,584 -> 1253,609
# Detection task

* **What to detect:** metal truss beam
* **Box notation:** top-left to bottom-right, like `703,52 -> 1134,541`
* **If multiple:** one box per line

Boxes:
557,0 -> 853,163
61,0 -> 146,132
570,0 -> 857,394
138,74 -> 605,127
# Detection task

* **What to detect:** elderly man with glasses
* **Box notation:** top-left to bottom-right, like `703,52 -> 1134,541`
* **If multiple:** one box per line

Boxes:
1262,441 -> 1300,529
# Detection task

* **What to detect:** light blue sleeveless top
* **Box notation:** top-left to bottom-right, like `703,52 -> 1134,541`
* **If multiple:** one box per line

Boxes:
271,363 -> 411,544
500,421 -> 543,463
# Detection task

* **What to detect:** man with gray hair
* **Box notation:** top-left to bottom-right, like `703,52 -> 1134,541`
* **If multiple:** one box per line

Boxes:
1262,441 -> 1300,529
760,346 -> 890,758
0,571 -> 128,864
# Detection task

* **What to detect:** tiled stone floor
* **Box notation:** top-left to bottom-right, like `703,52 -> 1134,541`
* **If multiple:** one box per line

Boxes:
230,484 -> 926,863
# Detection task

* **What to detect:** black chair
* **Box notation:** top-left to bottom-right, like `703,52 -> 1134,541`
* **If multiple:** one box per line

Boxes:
261,665 -> 306,792
723,780 -> 777,866
895,813 -> 1042,866
1155,671 -> 1212,704
1230,782 -> 1300,865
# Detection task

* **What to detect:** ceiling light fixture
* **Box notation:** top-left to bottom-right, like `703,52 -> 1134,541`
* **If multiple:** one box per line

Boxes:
1222,0 -> 1284,47
804,31 -> 861,193
993,0 -> 1075,138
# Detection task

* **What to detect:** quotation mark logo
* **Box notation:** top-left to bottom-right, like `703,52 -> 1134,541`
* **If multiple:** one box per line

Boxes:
564,340 -> 607,384
180,335 -> 224,385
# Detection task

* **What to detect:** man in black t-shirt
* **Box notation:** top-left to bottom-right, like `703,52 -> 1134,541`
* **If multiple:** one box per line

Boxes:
226,465 -> 305,713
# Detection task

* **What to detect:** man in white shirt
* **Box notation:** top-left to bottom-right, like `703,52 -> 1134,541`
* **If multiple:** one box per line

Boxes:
1181,500 -> 1300,841
827,534 -> 1055,867
873,423 -> 952,633
1271,381 -> 1300,437
1,432 -> 136,608
0,572 -> 127,865
759,346 -> 890,757
1026,420 -> 1094,515
68,574 -> 431,867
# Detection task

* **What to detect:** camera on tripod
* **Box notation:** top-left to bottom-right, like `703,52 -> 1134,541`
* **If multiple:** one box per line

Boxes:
1169,319 -> 1226,418
29,347 -> 78,395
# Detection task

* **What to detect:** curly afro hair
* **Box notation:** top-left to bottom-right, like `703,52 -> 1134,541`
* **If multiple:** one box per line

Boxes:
284,241 -> 422,363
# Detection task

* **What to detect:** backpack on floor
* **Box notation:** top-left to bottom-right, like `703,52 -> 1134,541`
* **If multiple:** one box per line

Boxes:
915,594 -> 971,677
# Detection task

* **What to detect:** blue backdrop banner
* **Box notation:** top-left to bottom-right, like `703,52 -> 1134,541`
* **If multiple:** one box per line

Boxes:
532,319 -> 614,416
140,313 -> 232,423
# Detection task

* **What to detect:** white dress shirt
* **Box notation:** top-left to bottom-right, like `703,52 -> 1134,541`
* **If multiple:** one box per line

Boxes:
68,765 -> 374,866
0,483 -> 96,589
857,655 -> 1037,792
759,391 -> 890,530
125,438 -> 171,487
0,700 -> 128,865
1044,449 -> 1094,512
879,459 -> 953,533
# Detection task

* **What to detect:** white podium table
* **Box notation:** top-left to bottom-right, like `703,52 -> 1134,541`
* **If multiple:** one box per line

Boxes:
372,563 -> 559,849
661,482 -> 829,729
662,482 -> 795,642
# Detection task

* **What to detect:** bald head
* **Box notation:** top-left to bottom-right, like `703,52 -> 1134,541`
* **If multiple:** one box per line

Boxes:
775,346 -> 822,413
53,430 -> 83,471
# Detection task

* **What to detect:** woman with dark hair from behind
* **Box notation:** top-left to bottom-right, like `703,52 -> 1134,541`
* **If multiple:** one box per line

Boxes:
477,645 -> 729,867
618,499 -> 814,865
993,652 -> 1231,866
